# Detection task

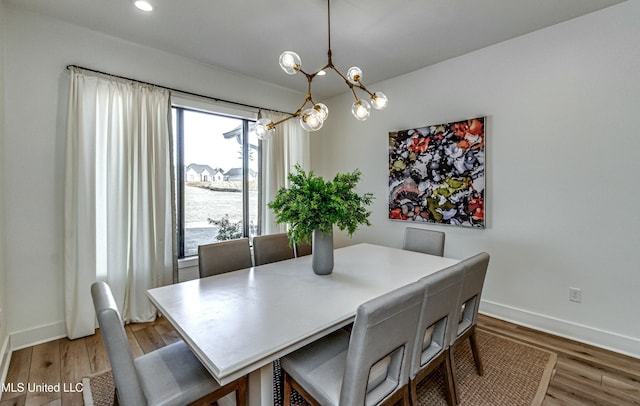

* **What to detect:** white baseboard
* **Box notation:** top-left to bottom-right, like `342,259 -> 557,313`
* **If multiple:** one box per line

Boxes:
480,300 -> 640,359
1,335 -> 10,386
9,321 -> 67,351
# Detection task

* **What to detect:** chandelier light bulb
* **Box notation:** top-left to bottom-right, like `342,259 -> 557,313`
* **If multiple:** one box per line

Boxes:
300,108 -> 324,131
134,0 -> 153,11
279,51 -> 301,75
256,118 -> 275,140
313,103 -> 329,121
351,100 -> 371,121
371,92 -> 388,110
347,67 -> 363,84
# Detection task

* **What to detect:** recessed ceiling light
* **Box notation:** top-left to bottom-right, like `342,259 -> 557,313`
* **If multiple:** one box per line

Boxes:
134,1 -> 153,12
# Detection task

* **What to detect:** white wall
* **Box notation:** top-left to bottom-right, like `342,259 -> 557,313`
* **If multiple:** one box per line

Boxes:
315,1 -> 640,357
2,6 -> 302,347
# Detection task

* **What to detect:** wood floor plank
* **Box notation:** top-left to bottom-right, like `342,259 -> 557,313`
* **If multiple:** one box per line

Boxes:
602,374 -> 640,404
552,371 -> 624,406
59,338 -> 91,406
132,325 -> 166,354
1,348 -> 32,401
126,321 -> 149,332
542,393 -> 573,406
0,394 -> 26,406
124,326 -> 144,358
84,330 -> 110,373
545,384 -> 598,405
25,340 -> 61,406
554,356 -> 603,384
154,318 -> 181,345
37,400 -> 60,406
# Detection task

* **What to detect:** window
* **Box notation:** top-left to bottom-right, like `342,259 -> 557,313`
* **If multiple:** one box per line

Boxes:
172,102 -> 260,258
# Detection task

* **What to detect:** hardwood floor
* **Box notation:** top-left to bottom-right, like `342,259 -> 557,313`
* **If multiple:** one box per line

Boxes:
1,314 -> 638,405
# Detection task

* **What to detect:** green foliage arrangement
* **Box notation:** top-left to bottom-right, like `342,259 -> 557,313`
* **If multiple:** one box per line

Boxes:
208,214 -> 243,241
268,164 -> 374,244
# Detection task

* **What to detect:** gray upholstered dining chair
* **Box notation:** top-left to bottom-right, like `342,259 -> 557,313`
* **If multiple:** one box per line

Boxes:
90,281 -> 248,406
402,227 -> 446,257
409,263 -> 464,406
198,237 -> 253,278
253,233 -> 295,266
449,252 -> 490,399
281,281 -> 424,406
294,241 -> 312,257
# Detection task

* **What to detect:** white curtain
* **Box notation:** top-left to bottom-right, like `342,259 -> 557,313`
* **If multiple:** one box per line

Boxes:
64,68 -> 175,339
260,111 -> 310,234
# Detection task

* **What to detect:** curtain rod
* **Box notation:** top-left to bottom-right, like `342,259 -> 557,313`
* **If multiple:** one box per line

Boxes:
66,64 -> 292,116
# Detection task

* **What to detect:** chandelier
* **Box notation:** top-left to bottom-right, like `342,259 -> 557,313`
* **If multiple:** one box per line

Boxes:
255,0 -> 388,140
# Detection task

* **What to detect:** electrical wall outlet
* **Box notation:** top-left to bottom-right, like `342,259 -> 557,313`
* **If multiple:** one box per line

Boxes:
569,287 -> 582,303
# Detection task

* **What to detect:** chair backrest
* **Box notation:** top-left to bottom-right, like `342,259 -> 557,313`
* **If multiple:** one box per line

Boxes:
252,233 -> 295,266
91,282 -> 147,405
410,263 -> 464,378
198,238 -> 253,278
340,281 -> 424,405
402,227 -> 446,257
452,252 -> 490,342
294,241 -> 312,257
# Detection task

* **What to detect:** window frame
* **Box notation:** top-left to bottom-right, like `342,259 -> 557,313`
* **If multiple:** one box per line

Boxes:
172,103 -> 261,259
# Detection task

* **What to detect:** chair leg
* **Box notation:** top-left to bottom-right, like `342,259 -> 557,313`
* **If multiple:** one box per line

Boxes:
448,347 -> 460,405
409,379 -> 418,406
442,349 -> 456,406
188,375 -> 248,406
402,387 -> 411,406
378,386 -> 410,406
469,326 -> 484,376
283,370 -> 321,406
235,375 -> 248,406
410,351 -> 456,406
283,371 -> 292,406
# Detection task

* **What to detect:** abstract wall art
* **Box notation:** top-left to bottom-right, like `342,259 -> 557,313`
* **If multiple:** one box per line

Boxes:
388,117 -> 485,228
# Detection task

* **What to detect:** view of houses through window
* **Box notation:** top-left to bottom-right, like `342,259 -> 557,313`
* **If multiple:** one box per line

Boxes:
172,106 -> 259,258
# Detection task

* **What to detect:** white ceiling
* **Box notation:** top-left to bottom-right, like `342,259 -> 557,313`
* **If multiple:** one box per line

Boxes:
6,0 -> 625,98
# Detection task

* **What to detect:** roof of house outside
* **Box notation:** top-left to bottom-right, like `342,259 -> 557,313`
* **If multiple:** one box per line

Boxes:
224,168 -> 257,178
186,163 -> 217,174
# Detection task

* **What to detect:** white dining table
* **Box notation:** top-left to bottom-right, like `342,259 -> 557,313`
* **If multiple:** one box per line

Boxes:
146,243 -> 459,406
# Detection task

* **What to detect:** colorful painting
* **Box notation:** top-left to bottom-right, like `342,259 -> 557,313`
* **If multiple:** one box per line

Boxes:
388,117 -> 485,228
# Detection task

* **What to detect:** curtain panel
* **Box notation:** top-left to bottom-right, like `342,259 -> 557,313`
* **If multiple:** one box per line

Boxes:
260,111 -> 310,235
64,68 -> 176,339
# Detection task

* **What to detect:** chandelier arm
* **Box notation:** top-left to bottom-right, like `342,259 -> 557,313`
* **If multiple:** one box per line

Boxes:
326,66 -> 359,101
303,71 -> 317,106
355,83 -> 374,97
349,86 -> 360,101
330,65 -> 349,83
267,90 -> 314,129
267,111 -> 299,129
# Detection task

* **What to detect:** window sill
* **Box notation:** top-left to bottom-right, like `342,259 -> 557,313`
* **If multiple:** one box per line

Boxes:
178,256 -> 198,269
